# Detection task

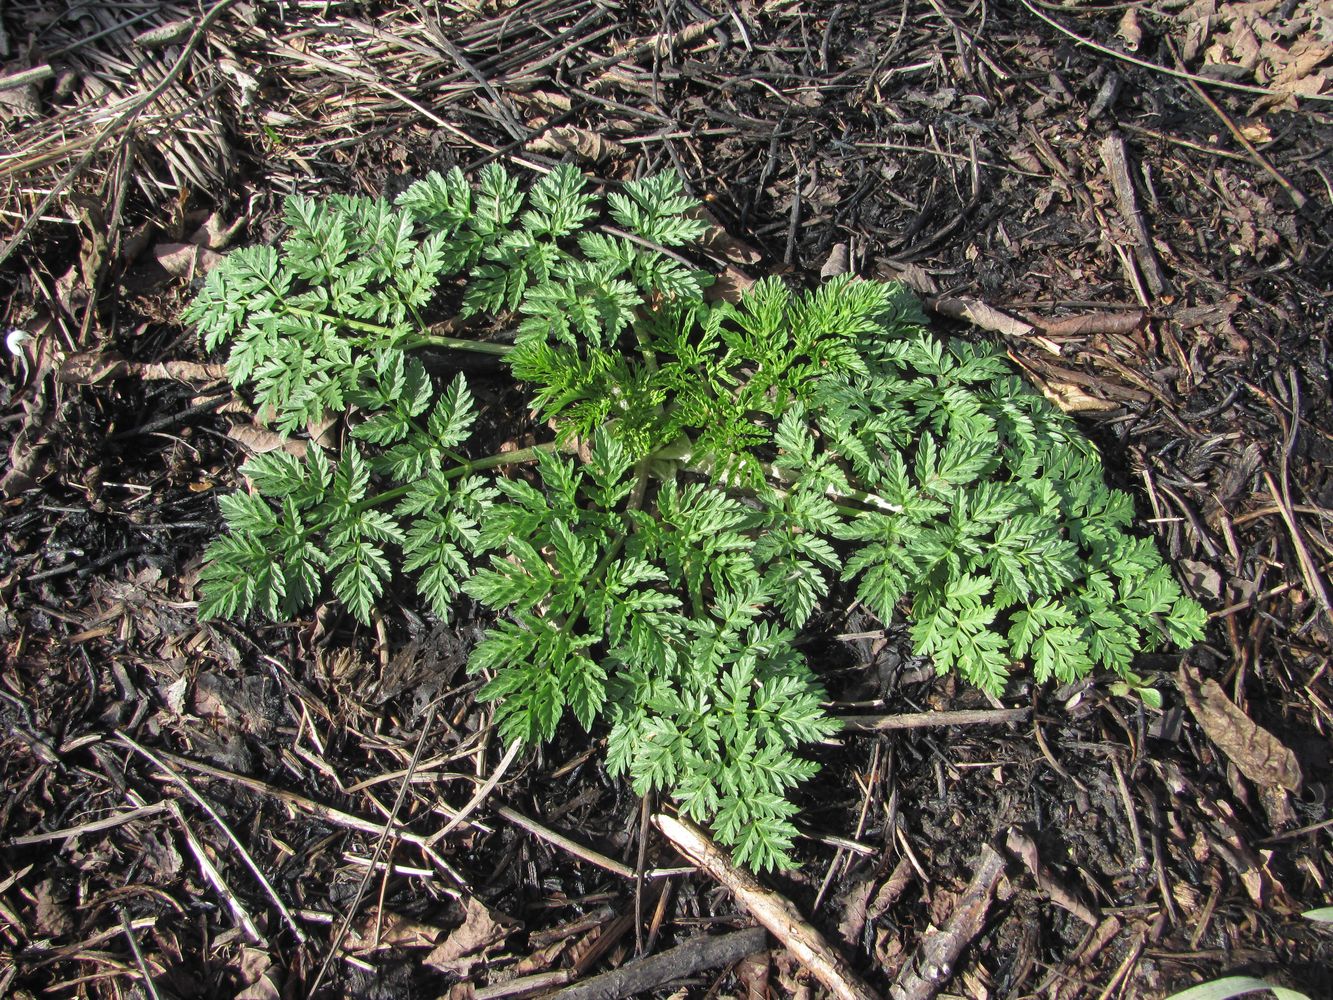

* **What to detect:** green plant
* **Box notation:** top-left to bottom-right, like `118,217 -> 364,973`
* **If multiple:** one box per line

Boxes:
183,163 -> 1207,870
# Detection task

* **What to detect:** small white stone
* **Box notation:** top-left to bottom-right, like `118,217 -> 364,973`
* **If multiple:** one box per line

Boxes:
5,327 -> 32,356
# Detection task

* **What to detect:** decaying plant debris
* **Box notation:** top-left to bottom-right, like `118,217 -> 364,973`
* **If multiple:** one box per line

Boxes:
1,1 -> 1331,998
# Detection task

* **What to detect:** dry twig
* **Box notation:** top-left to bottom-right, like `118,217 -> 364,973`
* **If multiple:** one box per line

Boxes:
889,844 -> 1006,1000
840,708 -> 1029,732
549,927 -> 769,1000
308,701 -> 438,997
654,814 -> 881,1000
117,732 -> 307,942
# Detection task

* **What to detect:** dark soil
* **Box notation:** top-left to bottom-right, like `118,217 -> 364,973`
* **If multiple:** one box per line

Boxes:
2,2 -> 1331,998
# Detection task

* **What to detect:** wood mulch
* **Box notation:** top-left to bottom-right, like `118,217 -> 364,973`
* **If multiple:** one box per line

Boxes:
1,2 -> 1331,998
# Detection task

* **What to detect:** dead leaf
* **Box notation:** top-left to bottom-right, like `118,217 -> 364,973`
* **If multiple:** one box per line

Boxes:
1239,119 -> 1274,143
235,946 -> 280,1000
1029,373 -> 1120,414
32,879 -> 73,937
57,351 -> 130,385
425,897 -> 515,975
705,264 -> 757,304
188,212 -> 246,250
735,950 -> 771,1000
513,89 -> 573,113
236,976 -> 281,1000
193,672 -> 282,735
1179,662 -> 1302,792
867,858 -> 915,920
346,909 -> 442,955
693,207 -> 764,266
875,261 -> 939,297
527,126 -> 625,163
820,243 -> 850,279
227,423 -> 307,458
306,414 -> 340,450
1181,559 -> 1224,601
930,295 -> 1035,339
1189,1 -> 1332,113
836,877 -> 876,946
154,242 -> 224,280
139,829 -> 183,881
161,674 -> 189,714
1118,9 -> 1144,51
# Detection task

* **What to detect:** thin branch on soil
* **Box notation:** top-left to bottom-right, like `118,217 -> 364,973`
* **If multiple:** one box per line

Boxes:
0,0 -> 243,269
1108,756 -> 1147,870
475,970 -> 575,1000
1263,470 -> 1333,624
24,915 -> 156,969
494,804 -> 692,880
167,800 -> 264,944
116,732 -> 307,943
548,926 -> 769,1000
1098,136 -> 1170,297
147,744 -> 469,886
889,844 -> 1006,1000
308,700 -> 438,998
9,801 -> 170,845
425,736 -> 522,846
654,813 -> 882,1000
1016,0 -> 1333,103
118,908 -> 163,1000
1177,69 -> 1307,210
501,801 -> 638,875
841,707 -> 1030,732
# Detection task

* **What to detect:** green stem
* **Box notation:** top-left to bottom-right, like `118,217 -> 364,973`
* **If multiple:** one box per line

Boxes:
399,334 -> 512,356
285,304 -> 398,337
283,304 -> 512,356
346,442 -> 560,517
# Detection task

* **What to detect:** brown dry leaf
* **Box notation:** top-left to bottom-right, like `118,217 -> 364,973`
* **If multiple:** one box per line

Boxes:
705,264 -> 757,304
874,926 -> 907,977
509,939 -> 570,976
513,89 -> 573,113
236,976 -> 281,1000
693,207 -> 764,266
820,243 -> 850,279
735,950 -> 771,1000
527,126 -> 625,163
1178,663 -> 1302,792
1192,1 -> 1332,111
154,242 -> 225,279
57,351 -> 130,385
932,296 -> 1035,339
927,884 -> 959,926
228,423 -> 307,458
32,879 -> 74,937
875,261 -> 939,297
1029,373 -> 1119,414
346,909 -> 442,955
1118,9 -> 1144,51
837,876 -> 876,945
235,946 -> 280,1000
867,858 -> 915,920
424,897 -> 515,974
306,414 -> 340,450
1239,119 -> 1274,143
188,211 -> 246,250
